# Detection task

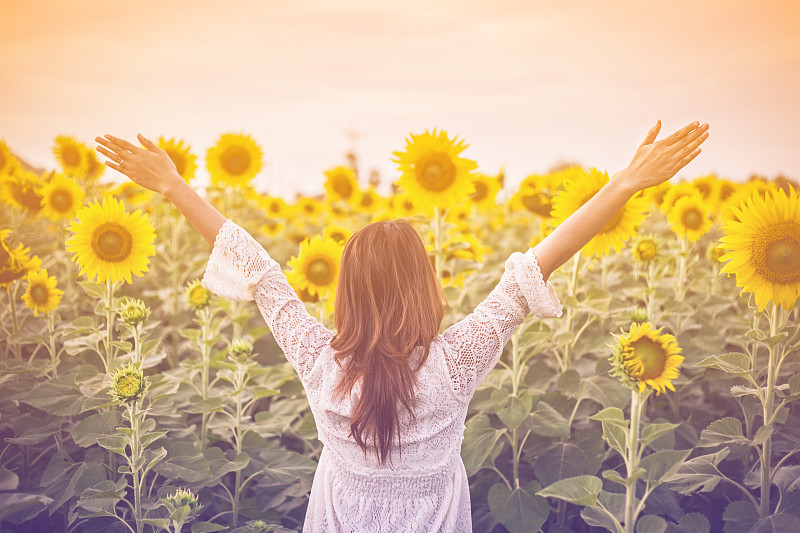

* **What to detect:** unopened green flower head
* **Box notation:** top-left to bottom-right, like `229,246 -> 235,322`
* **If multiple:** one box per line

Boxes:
631,307 -> 649,324
185,278 -> 211,310
117,297 -> 150,325
631,234 -> 659,264
706,241 -> 726,264
164,487 -> 201,512
109,362 -> 149,403
245,520 -> 275,532
228,337 -> 254,358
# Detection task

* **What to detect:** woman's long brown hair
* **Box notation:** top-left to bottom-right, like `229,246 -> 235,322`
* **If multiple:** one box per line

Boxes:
330,219 -> 446,466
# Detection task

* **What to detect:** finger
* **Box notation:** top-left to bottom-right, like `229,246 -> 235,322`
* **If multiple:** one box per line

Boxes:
103,134 -> 141,154
96,145 -> 123,164
671,129 -> 709,160
639,120 -> 661,148
673,147 -> 702,171
663,121 -> 700,146
104,160 -> 123,172
671,123 -> 709,149
137,133 -> 161,153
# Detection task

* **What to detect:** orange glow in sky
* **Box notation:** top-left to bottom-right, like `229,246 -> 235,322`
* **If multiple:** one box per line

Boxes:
2,0 -> 799,198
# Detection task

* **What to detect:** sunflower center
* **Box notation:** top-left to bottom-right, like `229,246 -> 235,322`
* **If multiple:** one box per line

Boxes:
416,155 -> 456,192
30,284 -> 49,304
91,222 -> 133,263
631,337 -> 667,380
165,149 -> 187,176
720,183 -> 736,201
50,189 -> 73,213
636,241 -> 657,262
751,222 -> 800,284
303,203 -> 316,214
681,207 -> 704,230
307,258 -> 334,285
0,151 -> 6,170
360,194 -> 373,207
330,231 -> 346,242
11,184 -> 42,211
696,183 -> 711,198
521,192 -> 552,217
116,374 -> 140,398
332,175 -> 353,198
403,200 -> 414,211
470,181 -> 488,202
62,146 -> 82,168
220,146 -> 251,176
268,202 -> 281,214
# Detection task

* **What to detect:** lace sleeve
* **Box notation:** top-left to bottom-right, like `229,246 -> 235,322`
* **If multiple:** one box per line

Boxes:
440,248 -> 563,401
201,219 -> 333,383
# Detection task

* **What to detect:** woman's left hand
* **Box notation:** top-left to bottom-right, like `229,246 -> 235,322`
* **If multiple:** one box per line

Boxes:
95,133 -> 184,196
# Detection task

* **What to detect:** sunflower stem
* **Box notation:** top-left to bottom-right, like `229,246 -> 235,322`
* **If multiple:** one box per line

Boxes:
105,279 -> 115,373
6,283 -> 21,360
624,389 -> 644,533
646,261 -> 657,321
199,305 -> 212,450
47,311 -> 58,378
760,301 -> 779,517
433,206 -> 443,283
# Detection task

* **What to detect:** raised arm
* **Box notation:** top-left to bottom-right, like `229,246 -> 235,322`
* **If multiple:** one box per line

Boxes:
533,120 -> 709,282
95,133 -> 225,245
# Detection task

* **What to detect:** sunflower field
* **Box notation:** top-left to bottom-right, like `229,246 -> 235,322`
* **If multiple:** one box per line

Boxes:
0,130 -> 799,533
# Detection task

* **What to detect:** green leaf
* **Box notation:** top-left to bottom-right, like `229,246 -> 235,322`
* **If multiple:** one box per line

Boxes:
21,381 -> 90,416
697,417 -> 748,447
178,328 -> 201,341
153,442 -> 212,482
0,467 -> 18,491
191,523 -> 229,533
78,281 -> 107,300
96,435 -> 128,455
641,422 -> 680,448
639,449 -> 691,485
536,475 -> 602,507
461,413 -> 506,471
636,514 -> 667,533
751,425 -> 773,446
0,493 -> 52,524
533,443 -> 595,487
758,332 -> 788,350
578,375 -> 631,409
790,374 -> 800,396
258,447 -> 317,483
183,398 -> 224,414
696,352 -> 751,377
492,388 -> 533,431
666,448 -> 730,494
722,500 -> 759,533
487,481 -> 549,533
588,407 -> 628,428
40,450 -> 88,514
665,513 -> 711,533
601,469 -> 627,486
530,400 -> 569,438
71,411 -> 124,448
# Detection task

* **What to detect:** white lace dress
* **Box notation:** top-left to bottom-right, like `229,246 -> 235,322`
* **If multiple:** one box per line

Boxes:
202,219 -> 563,533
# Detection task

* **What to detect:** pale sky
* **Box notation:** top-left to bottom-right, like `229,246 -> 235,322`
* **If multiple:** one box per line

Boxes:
2,0 -> 799,198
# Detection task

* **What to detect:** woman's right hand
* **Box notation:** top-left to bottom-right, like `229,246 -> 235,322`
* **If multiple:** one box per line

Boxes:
617,120 -> 710,192
95,133 -> 185,197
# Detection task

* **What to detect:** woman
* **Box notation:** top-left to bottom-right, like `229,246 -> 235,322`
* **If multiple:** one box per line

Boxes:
95,120 -> 709,532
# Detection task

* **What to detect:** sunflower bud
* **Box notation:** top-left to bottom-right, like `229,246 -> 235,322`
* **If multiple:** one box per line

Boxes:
631,307 -> 649,324
706,242 -> 726,264
227,337 -> 254,359
185,278 -> 211,310
161,487 -> 202,517
244,520 -> 275,532
631,235 -> 659,264
117,297 -> 150,325
109,363 -> 149,403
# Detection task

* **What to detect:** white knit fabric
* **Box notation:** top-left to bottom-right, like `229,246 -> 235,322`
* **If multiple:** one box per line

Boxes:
202,219 -> 563,533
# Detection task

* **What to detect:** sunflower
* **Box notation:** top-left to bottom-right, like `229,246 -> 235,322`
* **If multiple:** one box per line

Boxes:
259,219 -> 286,238
293,197 -> 323,220
718,187 -> 800,311
443,233 -> 491,263
720,180 -> 779,223
66,196 -> 156,284
324,224 -> 352,245
159,137 -> 198,183
0,139 -> 17,176
609,322 -> 683,394
717,178 -> 739,204
468,173 -> 501,209
324,165 -> 359,202
692,174 -> 722,207
84,145 -> 106,181
509,183 -> 553,219
40,173 -> 85,221
0,169 -> 43,213
256,195 -> 289,219
354,187 -> 384,214
20,268 -> 63,316
286,270 -> 335,318
109,182 -> 153,207
0,230 -> 28,285
287,235 -> 343,298
667,191 -> 714,243
388,192 -> 421,217
108,362 -> 149,404
660,180 -> 696,217
392,129 -> 477,212
631,234 -> 660,264
550,168 -> 649,258
52,135 -> 89,177
185,278 -> 211,310
206,133 -> 263,187
641,181 -> 671,210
